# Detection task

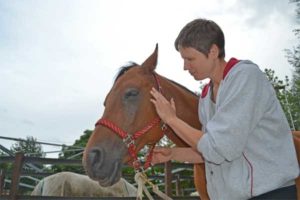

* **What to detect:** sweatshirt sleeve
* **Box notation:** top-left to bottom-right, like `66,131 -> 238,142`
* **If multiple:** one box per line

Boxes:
197,63 -> 273,164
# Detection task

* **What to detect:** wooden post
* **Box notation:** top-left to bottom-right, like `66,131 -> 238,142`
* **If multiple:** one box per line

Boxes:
9,152 -> 24,200
0,170 -> 5,195
175,174 -> 183,196
164,161 -> 172,196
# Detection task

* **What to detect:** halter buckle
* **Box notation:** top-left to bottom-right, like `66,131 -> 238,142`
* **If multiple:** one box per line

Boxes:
161,123 -> 168,131
123,135 -> 135,147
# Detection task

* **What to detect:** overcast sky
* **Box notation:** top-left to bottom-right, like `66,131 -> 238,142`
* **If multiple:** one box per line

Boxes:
0,0 -> 298,157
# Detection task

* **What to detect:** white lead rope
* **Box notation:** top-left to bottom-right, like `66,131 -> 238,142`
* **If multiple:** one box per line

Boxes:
134,172 -> 173,200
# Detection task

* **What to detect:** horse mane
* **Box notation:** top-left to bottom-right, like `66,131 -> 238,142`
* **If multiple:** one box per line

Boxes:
114,62 -> 197,97
167,78 -> 198,97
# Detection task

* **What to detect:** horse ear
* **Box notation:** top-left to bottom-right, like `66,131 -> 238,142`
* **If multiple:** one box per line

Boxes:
141,44 -> 158,73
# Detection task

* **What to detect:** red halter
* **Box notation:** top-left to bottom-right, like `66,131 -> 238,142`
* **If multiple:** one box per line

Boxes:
95,73 -> 168,171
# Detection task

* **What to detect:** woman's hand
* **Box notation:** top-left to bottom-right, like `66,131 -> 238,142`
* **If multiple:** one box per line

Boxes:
150,87 -> 176,124
151,147 -> 173,165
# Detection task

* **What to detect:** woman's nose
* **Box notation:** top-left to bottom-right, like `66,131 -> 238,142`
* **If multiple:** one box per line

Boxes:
184,62 -> 190,71
183,61 -> 188,70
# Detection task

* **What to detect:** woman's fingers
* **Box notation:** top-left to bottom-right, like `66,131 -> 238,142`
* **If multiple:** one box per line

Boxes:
153,147 -> 165,153
150,87 -> 177,124
150,87 -> 159,98
153,147 -> 171,155
170,98 -> 176,111
152,147 -> 172,164
150,87 -> 167,102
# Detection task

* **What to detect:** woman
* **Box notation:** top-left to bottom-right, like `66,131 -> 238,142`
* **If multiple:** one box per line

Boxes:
150,18 -> 299,199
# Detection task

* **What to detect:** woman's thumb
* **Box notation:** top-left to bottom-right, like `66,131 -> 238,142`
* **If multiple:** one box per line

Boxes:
171,98 -> 176,110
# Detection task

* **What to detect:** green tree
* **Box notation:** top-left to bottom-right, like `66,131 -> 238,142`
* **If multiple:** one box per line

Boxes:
10,136 -> 44,157
264,69 -> 296,129
5,136 -> 45,194
0,136 -> 43,178
0,151 -> 12,173
285,0 -> 300,129
51,129 -> 92,174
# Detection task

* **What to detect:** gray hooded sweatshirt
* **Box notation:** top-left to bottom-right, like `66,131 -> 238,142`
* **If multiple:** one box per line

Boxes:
197,58 -> 299,200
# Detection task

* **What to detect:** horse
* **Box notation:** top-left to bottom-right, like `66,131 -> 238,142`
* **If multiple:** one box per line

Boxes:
82,45 -> 300,200
31,171 -> 137,197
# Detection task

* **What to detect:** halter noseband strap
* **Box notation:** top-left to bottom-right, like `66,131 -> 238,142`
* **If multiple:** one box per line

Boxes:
95,73 -> 168,171
96,117 -> 162,170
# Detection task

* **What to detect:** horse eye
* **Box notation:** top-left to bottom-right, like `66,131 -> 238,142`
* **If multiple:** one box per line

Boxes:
124,88 -> 139,99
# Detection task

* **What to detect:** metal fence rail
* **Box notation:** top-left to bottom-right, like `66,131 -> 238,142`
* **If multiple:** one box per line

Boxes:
1,152 -> 198,200
0,195 -> 200,200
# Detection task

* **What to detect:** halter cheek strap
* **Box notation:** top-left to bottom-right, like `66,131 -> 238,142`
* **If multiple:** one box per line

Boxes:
95,72 -> 169,171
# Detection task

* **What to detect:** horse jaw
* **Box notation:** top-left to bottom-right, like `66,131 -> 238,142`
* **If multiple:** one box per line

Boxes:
141,43 -> 158,73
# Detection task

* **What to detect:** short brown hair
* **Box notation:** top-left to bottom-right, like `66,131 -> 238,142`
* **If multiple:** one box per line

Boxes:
174,18 -> 225,58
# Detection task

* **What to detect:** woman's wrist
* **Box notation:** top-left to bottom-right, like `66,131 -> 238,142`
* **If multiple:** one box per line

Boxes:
166,116 -> 178,127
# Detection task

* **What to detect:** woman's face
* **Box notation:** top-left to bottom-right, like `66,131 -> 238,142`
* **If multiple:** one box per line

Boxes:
178,46 -> 216,81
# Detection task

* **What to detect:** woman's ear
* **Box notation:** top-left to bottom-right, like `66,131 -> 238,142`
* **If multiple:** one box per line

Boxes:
209,44 -> 219,59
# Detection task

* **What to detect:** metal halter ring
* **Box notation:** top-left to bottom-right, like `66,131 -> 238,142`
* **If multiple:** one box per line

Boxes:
161,123 -> 168,131
123,135 -> 135,147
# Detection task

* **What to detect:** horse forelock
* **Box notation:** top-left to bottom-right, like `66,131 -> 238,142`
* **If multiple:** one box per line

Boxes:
103,62 -> 140,107
114,62 -> 139,83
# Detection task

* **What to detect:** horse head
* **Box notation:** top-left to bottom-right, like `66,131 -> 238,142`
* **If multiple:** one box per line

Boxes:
83,45 -> 165,186
83,44 -> 201,187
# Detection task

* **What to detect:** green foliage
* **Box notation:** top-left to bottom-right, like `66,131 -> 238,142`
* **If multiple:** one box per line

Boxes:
290,0 -> 300,24
264,1 -> 300,130
284,0 -> 300,129
51,129 -> 92,174
10,136 -> 44,157
264,68 -> 299,130
4,136 -> 44,173
1,136 -> 45,194
0,151 -> 13,173
264,68 -> 289,102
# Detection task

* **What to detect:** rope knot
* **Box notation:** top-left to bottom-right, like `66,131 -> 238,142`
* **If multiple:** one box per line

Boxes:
134,171 -> 173,200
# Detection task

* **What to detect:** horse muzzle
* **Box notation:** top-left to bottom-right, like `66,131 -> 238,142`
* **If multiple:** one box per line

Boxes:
83,146 -> 123,187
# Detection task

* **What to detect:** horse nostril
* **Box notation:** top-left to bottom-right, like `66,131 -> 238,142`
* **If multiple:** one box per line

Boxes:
89,147 -> 105,169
